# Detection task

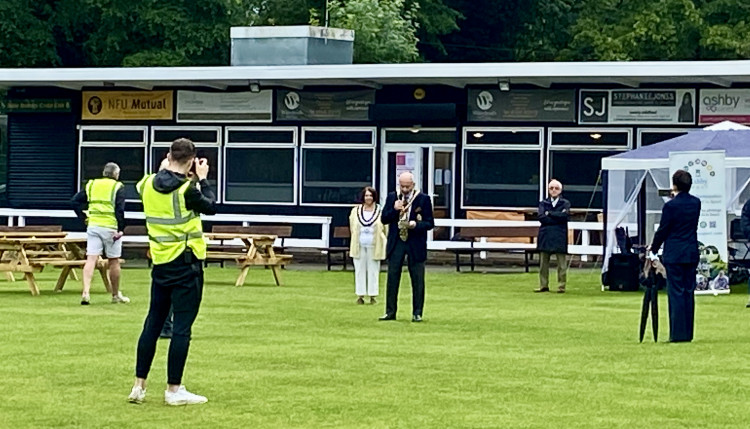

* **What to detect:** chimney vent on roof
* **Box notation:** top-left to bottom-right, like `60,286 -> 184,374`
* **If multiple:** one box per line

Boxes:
230,26 -> 354,66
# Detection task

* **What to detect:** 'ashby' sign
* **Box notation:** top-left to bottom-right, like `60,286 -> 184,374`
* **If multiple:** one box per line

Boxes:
82,91 -> 173,120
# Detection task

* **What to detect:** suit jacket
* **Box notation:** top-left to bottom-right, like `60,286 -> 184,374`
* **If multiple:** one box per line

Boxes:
651,192 -> 701,265
381,191 -> 434,263
537,196 -> 571,254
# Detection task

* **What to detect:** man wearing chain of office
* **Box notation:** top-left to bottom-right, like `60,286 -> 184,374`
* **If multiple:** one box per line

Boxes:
379,171 -> 435,322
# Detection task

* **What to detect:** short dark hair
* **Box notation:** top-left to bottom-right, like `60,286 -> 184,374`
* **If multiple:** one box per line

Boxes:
170,138 -> 196,164
358,186 -> 378,204
672,169 -> 692,192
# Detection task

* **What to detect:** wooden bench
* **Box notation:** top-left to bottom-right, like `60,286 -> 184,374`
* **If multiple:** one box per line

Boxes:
0,225 -> 63,232
204,232 -> 292,286
450,226 -> 539,272
122,225 -> 151,266
320,226 -> 350,271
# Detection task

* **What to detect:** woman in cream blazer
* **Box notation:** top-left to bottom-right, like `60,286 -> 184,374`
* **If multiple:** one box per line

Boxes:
349,186 -> 388,304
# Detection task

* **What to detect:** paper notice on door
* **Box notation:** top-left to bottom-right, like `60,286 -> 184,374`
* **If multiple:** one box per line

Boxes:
435,169 -> 443,185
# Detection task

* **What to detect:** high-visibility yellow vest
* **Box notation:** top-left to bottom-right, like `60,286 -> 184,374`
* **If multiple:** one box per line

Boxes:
85,178 -> 123,229
136,174 -> 206,264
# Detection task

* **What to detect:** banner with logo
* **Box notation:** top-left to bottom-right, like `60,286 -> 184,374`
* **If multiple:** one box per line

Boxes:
579,89 -> 695,124
669,150 -> 729,295
276,89 -> 375,121
698,89 -> 750,125
467,89 -> 575,122
176,91 -> 272,122
3,99 -> 71,113
82,91 -> 173,120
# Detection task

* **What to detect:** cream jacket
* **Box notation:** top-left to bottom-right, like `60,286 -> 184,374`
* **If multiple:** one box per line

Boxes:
348,205 -> 388,260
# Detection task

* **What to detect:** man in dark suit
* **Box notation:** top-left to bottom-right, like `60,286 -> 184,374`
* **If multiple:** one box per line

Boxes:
380,172 -> 434,322
649,169 -> 701,343
534,179 -> 571,293
740,198 -> 750,308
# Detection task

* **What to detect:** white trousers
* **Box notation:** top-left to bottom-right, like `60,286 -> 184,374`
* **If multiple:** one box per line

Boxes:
353,246 -> 380,296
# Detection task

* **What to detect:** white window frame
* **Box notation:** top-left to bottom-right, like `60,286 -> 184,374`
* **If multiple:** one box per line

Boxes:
300,126 -> 376,207
547,127 -> 632,210
78,125 -> 148,202
151,126 -> 223,203
461,126 -> 544,211
223,126 -> 298,206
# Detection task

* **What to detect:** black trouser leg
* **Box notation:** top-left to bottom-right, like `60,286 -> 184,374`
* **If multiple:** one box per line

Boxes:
167,262 -> 203,385
385,241 -> 408,316
135,271 -> 173,380
665,263 -> 697,342
408,257 -> 425,317
161,307 -> 174,336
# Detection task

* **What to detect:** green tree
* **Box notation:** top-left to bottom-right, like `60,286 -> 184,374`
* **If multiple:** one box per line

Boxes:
699,0 -> 750,59
313,0 -> 420,63
561,0 -> 702,61
514,0 -> 579,61
0,1 -> 58,66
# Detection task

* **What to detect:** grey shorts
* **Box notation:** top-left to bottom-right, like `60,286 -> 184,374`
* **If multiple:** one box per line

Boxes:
87,226 -> 122,258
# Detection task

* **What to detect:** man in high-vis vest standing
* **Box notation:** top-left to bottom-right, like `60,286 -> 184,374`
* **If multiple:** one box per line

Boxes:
71,162 -> 128,305
128,138 -> 216,406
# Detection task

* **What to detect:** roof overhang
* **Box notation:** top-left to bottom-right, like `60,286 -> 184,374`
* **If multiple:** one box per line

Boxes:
5,60 -> 750,90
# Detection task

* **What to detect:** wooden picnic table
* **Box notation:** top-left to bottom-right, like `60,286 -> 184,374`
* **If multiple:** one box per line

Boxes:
205,233 -> 292,287
0,237 -> 112,296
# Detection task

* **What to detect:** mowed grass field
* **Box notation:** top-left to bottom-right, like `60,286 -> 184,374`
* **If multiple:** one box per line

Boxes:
1,265 -> 750,428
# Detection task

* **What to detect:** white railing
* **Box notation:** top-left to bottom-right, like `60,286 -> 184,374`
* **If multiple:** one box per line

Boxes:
430,219 -> 603,261
0,208 -> 331,248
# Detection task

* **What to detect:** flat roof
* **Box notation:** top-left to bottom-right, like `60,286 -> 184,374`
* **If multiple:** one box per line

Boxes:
1,60 -> 749,90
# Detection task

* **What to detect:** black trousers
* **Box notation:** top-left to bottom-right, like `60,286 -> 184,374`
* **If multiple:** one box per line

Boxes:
135,251 -> 204,385
385,239 -> 425,317
664,263 -> 698,342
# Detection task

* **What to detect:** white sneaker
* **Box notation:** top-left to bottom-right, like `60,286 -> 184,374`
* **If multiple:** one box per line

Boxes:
112,292 -> 130,304
164,386 -> 207,406
127,386 -> 146,404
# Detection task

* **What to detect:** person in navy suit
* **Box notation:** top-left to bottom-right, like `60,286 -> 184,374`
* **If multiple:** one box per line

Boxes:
649,169 -> 701,342
379,172 -> 434,322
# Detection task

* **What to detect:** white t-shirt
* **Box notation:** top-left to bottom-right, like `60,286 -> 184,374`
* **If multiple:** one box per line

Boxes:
359,208 -> 376,247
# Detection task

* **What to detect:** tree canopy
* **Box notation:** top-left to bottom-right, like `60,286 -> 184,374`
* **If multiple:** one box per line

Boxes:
0,0 -> 748,66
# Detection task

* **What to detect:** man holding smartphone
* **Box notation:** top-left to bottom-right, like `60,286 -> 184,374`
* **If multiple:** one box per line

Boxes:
128,138 -> 216,406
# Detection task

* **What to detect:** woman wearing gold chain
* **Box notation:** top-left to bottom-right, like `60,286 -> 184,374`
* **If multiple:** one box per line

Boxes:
348,186 -> 387,304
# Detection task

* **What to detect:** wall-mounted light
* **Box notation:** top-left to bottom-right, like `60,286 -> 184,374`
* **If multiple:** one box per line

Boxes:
249,81 -> 261,93
473,132 -> 484,139
497,79 -> 510,92
103,81 -> 115,87
410,124 -> 422,134
590,133 -> 602,140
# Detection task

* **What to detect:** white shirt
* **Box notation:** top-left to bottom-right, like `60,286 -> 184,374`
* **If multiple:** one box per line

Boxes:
359,209 -> 376,247
551,198 -> 559,208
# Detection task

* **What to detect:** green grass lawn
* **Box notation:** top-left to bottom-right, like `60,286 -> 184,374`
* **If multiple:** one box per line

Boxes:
1,265 -> 749,428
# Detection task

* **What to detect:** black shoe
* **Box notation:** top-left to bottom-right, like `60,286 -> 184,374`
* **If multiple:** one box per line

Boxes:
378,314 -> 396,321
412,315 -> 423,323
534,288 -> 550,293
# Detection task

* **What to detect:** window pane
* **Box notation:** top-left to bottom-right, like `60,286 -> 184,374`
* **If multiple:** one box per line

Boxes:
640,131 -> 689,146
463,150 -> 540,207
150,147 -> 219,191
0,115 -> 6,195
551,131 -> 629,147
225,148 -> 294,203
385,130 -> 456,144
227,129 -> 295,144
81,129 -> 144,143
81,147 -> 145,200
466,130 -> 539,145
153,129 -> 218,144
550,151 -> 620,208
305,130 -> 372,144
303,149 -> 373,204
